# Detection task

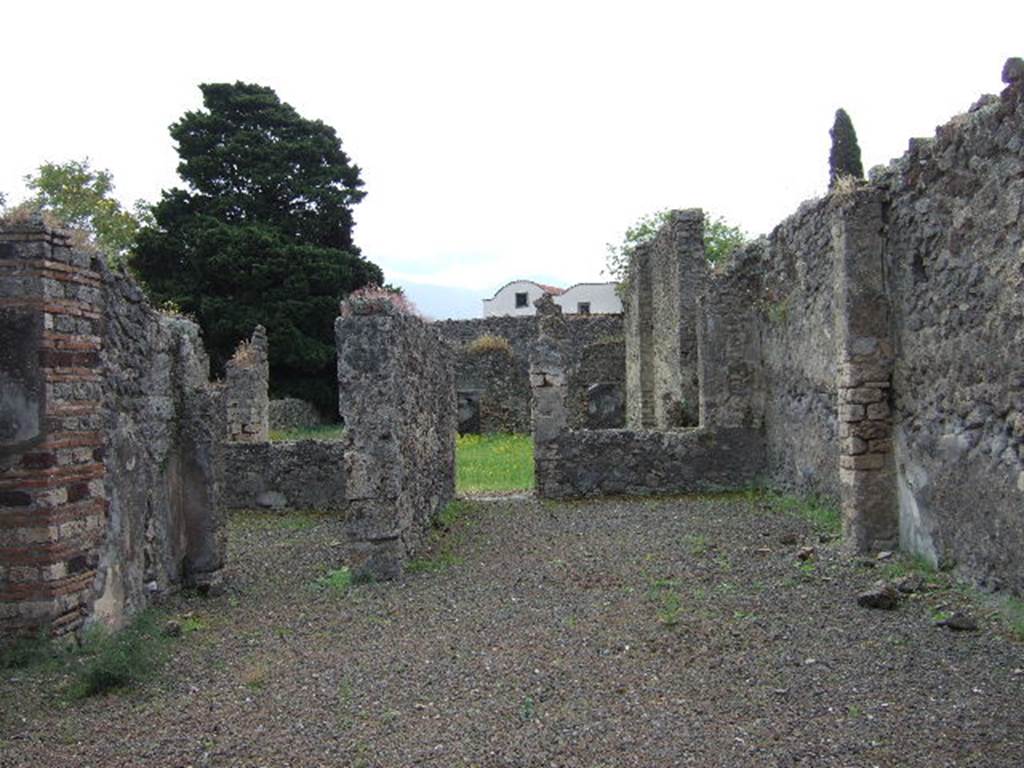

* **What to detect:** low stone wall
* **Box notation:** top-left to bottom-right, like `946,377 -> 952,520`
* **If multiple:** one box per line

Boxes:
269,398 -> 324,432
337,300 -> 455,579
221,440 -> 346,510
536,427 -> 763,499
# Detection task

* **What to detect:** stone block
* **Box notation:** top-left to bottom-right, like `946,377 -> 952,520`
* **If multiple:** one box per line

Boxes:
866,402 -> 890,420
840,453 -> 885,471
838,404 -> 866,422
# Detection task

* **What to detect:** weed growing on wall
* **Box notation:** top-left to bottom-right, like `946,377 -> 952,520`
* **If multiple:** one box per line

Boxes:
465,334 -> 512,356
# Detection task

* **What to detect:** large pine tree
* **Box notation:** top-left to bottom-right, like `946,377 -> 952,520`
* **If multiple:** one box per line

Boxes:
132,83 -> 383,414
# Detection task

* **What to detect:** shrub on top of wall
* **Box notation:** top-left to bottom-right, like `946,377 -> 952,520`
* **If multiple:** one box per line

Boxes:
465,334 -> 513,356
340,285 -> 420,317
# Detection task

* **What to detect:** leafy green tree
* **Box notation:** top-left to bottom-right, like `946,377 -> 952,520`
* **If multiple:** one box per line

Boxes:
131,82 -> 383,414
22,159 -> 147,262
829,108 -> 864,188
604,209 -> 748,286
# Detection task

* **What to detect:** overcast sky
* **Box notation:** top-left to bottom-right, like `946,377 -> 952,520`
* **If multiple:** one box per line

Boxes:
2,1 -> 1021,315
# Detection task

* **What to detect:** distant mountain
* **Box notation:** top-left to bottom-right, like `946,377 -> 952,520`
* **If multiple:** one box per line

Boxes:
398,281 -> 484,320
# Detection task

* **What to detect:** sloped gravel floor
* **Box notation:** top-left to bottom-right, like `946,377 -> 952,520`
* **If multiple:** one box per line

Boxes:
3,495 -> 1024,767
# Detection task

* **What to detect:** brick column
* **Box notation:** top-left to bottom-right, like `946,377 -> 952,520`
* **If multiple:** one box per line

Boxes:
1,221 -> 107,638
832,189 -> 898,553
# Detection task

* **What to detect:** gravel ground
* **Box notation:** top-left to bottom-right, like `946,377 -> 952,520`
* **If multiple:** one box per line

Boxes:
3,494 -> 1024,767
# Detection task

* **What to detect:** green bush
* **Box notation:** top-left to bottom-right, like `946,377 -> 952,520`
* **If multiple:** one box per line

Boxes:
69,611 -> 169,698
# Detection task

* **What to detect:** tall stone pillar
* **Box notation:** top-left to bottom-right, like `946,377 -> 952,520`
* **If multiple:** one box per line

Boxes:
224,325 -> 269,442
530,294 -> 569,497
832,189 -> 898,552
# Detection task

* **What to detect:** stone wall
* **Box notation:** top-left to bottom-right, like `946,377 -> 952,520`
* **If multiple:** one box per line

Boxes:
532,294 -> 764,498
878,75 -> 1024,590
269,398 -> 325,432
437,313 -> 625,433
1,222 -> 224,639
607,61 -> 1024,593
224,326 -> 269,442
338,300 -> 456,579
221,440 -> 346,511
625,210 -> 707,428
756,200 -> 842,502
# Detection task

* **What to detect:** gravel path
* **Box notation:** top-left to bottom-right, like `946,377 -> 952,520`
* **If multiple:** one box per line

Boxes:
3,495 -> 1024,767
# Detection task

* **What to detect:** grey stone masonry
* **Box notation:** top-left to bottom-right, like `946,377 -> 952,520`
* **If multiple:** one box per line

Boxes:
532,291 -> 764,498
832,188 -> 898,553
436,313 -> 624,434
224,325 -> 269,442
336,299 -> 455,580
625,210 -> 707,429
221,440 -> 346,511
269,398 -> 326,432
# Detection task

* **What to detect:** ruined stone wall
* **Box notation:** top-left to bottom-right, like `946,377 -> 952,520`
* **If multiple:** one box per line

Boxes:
1,222 -> 223,639
624,210 -> 707,428
878,79 -> 1024,590
224,326 -> 269,442
97,270 -> 224,626
221,440 -> 346,511
338,302 -> 456,579
437,314 -> 624,433
532,294 -> 763,498
566,337 -> 626,429
269,398 -> 325,432
756,201 -> 842,501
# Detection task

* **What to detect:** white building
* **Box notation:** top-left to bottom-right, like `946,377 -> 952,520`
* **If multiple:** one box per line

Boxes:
482,280 -> 622,317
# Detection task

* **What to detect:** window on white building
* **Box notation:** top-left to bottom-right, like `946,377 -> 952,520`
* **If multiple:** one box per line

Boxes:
577,302 -> 591,315
515,292 -> 528,308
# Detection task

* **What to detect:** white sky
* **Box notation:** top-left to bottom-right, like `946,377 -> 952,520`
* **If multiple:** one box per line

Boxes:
2,0 -> 1021,301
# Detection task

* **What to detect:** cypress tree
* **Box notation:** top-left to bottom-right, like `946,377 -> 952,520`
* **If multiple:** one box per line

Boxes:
829,108 -> 865,188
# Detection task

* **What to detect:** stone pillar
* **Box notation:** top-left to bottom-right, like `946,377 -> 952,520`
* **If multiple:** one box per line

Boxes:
624,244 -> 653,429
224,325 -> 269,442
530,295 -> 569,497
336,298 -> 455,580
832,189 -> 898,552
0,220 -> 108,638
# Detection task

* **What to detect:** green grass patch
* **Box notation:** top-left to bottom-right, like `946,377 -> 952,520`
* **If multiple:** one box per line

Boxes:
69,610 -> 170,699
269,423 -> 345,442
0,630 -> 61,670
312,567 -> 354,593
233,510 -> 321,531
1000,597 -> 1024,641
406,500 -> 478,574
647,578 -> 683,627
760,490 -> 841,536
456,433 -> 533,493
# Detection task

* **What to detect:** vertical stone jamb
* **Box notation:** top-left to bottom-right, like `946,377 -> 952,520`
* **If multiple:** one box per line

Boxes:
224,325 -> 269,442
1,220 -> 107,638
624,244 -> 654,428
530,294 -> 569,497
336,296 -> 455,580
832,188 -> 898,553
652,209 -> 706,428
